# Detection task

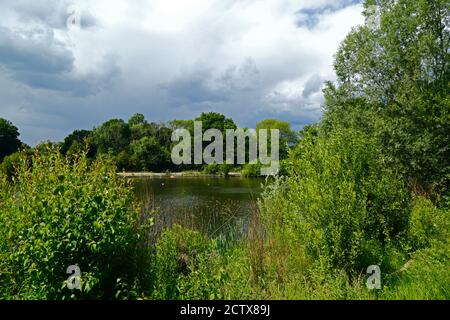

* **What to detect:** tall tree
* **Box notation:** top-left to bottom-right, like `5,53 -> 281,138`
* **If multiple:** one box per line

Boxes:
92,119 -> 131,155
0,118 -> 22,162
256,119 -> 298,159
322,0 -> 450,194
196,112 -> 237,166
128,113 -> 146,127
195,112 -> 237,132
129,136 -> 171,171
61,130 -> 95,156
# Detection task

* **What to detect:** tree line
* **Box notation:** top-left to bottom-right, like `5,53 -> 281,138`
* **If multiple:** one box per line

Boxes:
0,112 -> 298,176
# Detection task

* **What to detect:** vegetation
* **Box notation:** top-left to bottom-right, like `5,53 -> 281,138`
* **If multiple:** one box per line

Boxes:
323,0 -> 449,199
0,0 -> 448,300
1,112 -> 296,177
0,149 -> 152,299
0,118 -> 23,162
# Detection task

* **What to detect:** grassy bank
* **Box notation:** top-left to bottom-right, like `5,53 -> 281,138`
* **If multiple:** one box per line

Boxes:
1,0 -> 448,301
0,148 -> 448,300
148,129 -> 450,300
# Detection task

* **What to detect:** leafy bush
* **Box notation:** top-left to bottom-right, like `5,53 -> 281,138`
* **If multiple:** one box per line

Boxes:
260,129 -> 410,274
203,163 -> 233,176
241,163 -> 262,177
0,147 -> 152,299
408,196 -> 449,250
152,225 -> 224,299
0,150 -> 30,179
382,242 -> 450,300
152,225 -> 255,300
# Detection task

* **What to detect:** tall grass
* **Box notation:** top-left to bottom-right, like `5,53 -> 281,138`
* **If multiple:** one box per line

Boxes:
149,129 -> 449,300
1,146 -> 447,300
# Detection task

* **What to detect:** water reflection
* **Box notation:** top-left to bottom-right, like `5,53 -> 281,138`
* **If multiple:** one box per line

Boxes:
132,177 -> 263,239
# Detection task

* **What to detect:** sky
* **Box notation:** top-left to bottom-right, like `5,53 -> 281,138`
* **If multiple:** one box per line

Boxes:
0,0 -> 365,146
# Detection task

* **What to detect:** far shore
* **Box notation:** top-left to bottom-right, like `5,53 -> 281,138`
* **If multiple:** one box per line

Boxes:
117,171 -> 242,178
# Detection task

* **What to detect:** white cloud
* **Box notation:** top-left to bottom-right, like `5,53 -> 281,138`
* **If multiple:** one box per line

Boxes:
0,0 -> 364,144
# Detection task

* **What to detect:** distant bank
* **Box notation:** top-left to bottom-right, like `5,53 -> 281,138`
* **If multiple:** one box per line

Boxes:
117,172 -> 242,178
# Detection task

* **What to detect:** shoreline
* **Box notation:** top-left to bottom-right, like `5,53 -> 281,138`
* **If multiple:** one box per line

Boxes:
117,171 -> 242,178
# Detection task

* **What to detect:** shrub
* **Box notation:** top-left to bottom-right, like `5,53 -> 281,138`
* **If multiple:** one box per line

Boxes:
382,242 -> 450,300
241,161 -> 289,178
203,163 -> 233,176
152,225 -> 223,299
0,147 -> 152,299
0,151 -> 25,179
408,196 -> 449,251
151,224 -> 259,300
259,129 -> 411,275
241,163 -> 262,178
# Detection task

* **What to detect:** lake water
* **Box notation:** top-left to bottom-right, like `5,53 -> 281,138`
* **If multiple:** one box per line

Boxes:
132,176 -> 264,239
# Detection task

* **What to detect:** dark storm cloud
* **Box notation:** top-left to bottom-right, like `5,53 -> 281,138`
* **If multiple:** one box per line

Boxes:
0,26 -> 120,95
4,0 -> 97,29
0,27 -> 73,74
302,74 -> 324,98
0,0 -> 364,145
162,69 -> 229,106
162,58 -> 261,107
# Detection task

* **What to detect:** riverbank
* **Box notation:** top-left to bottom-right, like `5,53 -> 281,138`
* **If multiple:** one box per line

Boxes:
117,171 -> 242,178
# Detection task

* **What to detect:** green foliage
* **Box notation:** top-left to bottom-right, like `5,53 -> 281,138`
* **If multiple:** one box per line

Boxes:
152,225 -> 220,299
0,149 -> 31,179
170,119 -> 194,132
50,112 -> 300,174
128,113 -> 146,127
256,119 -> 297,145
0,147 -> 152,299
241,163 -> 262,178
0,118 -> 22,162
203,163 -> 233,176
151,225 -> 254,300
196,112 -> 237,132
260,128 -> 410,274
256,119 -> 298,159
196,112 -> 238,170
129,136 -> 171,172
60,130 -> 95,157
248,0 -> 450,299
2,0 -> 448,301
408,196 -> 450,250
325,0 -> 450,195
382,242 -> 450,300
92,119 -> 131,155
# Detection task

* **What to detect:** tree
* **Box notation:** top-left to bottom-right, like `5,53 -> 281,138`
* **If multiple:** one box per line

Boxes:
195,112 -> 237,169
256,119 -> 298,159
61,130 -> 95,157
195,112 -> 237,132
323,0 -> 450,195
0,118 -> 22,162
128,113 -> 146,127
169,120 -> 195,134
156,125 -> 173,151
92,119 -> 131,155
130,136 -> 171,172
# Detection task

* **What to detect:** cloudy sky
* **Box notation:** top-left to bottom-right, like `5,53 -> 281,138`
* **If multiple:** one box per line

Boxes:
0,0 -> 364,145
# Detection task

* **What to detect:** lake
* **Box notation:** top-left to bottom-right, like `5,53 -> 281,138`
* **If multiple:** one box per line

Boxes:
132,176 -> 264,239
